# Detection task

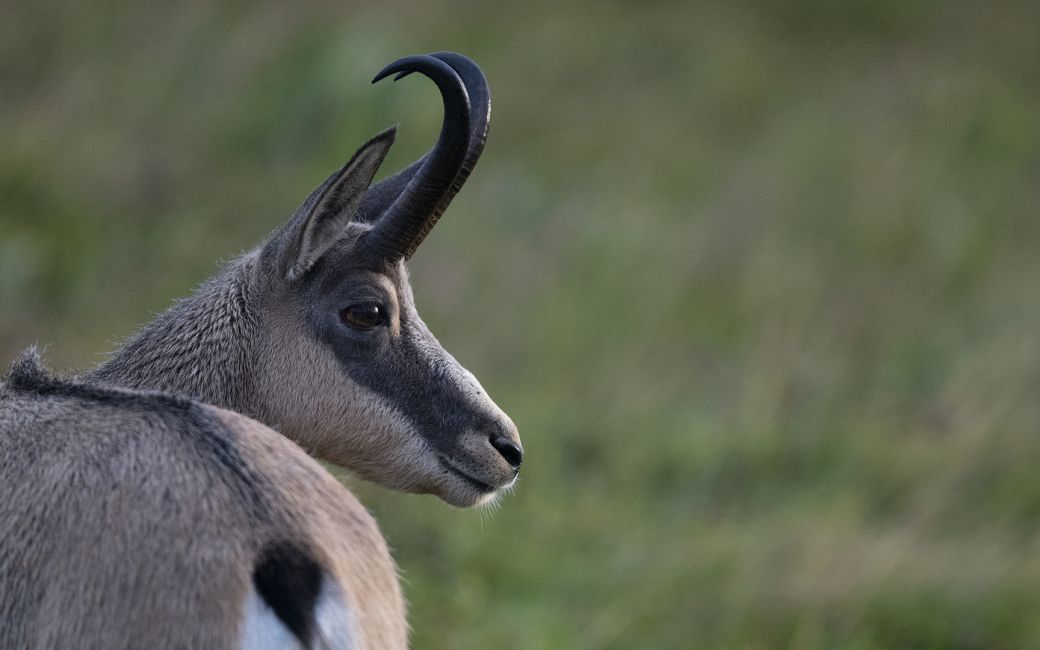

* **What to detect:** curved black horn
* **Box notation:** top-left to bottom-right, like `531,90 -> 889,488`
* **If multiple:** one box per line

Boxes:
358,52 -> 491,260
360,55 -> 471,262
423,52 -> 491,237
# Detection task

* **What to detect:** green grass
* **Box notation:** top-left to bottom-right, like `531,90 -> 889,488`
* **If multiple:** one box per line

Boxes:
3,1 -> 1040,647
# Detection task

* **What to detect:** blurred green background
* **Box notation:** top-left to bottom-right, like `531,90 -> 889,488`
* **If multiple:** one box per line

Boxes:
3,0 -> 1040,647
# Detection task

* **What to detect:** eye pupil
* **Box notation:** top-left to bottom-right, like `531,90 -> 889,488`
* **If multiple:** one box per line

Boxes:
341,304 -> 384,329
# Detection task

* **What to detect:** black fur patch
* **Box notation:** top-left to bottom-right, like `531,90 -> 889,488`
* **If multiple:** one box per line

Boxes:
253,541 -> 325,647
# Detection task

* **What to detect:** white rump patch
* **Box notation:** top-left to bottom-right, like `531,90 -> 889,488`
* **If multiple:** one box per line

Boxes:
314,579 -> 356,649
240,579 -> 355,650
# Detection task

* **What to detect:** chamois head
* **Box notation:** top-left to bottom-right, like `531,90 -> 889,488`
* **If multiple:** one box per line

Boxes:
248,53 -> 521,507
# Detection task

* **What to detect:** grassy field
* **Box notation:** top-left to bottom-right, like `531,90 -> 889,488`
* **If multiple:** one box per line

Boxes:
3,1 -> 1040,647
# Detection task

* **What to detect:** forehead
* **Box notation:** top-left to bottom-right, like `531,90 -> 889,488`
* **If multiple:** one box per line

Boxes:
309,238 -> 409,299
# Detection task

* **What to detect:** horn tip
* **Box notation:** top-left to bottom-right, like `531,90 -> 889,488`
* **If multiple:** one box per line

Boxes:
371,55 -> 422,84
372,65 -> 397,84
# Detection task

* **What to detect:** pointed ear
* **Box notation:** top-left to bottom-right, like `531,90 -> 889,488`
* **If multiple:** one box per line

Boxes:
282,127 -> 396,281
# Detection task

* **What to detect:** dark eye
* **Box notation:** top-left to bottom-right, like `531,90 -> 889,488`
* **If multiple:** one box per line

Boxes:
340,303 -> 385,330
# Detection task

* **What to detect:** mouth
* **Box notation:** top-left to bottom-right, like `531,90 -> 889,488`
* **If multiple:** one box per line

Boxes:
438,455 -> 496,493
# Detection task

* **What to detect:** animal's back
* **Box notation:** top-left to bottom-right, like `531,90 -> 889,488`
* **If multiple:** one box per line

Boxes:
0,351 -> 405,649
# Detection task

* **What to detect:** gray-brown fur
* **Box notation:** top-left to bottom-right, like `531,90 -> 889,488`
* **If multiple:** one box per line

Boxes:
1,349 -> 405,648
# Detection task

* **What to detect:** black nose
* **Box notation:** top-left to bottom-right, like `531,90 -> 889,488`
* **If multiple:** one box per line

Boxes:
490,434 -> 523,470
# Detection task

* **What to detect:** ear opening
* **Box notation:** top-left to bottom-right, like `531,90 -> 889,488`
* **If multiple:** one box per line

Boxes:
282,127 -> 396,281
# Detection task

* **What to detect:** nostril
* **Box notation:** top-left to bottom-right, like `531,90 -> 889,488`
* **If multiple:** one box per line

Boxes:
490,435 -> 523,470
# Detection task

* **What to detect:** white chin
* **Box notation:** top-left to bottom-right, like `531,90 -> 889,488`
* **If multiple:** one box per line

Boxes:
474,491 -> 500,507
438,485 -> 497,508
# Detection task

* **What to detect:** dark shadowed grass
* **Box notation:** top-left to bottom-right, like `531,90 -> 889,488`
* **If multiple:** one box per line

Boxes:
3,1 -> 1040,647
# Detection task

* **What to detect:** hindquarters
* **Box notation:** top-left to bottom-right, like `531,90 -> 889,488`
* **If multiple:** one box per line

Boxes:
215,407 -> 407,649
0,376 -> 404,649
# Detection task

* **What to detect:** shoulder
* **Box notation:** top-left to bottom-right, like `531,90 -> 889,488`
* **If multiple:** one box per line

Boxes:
2,347 -> 226,458
6,347 -> 196,416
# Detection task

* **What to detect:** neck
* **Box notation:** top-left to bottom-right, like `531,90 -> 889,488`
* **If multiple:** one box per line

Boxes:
86,257 -> 259,413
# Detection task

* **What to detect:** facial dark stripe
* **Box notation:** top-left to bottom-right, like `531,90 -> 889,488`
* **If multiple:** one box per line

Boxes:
301,280 -> 492,454
339,324 -> 487,452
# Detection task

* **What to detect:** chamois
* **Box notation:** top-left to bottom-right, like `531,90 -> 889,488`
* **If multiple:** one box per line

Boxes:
85,52 -> 523,508
1,349 -> 406,648
0,51 -> 519,647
